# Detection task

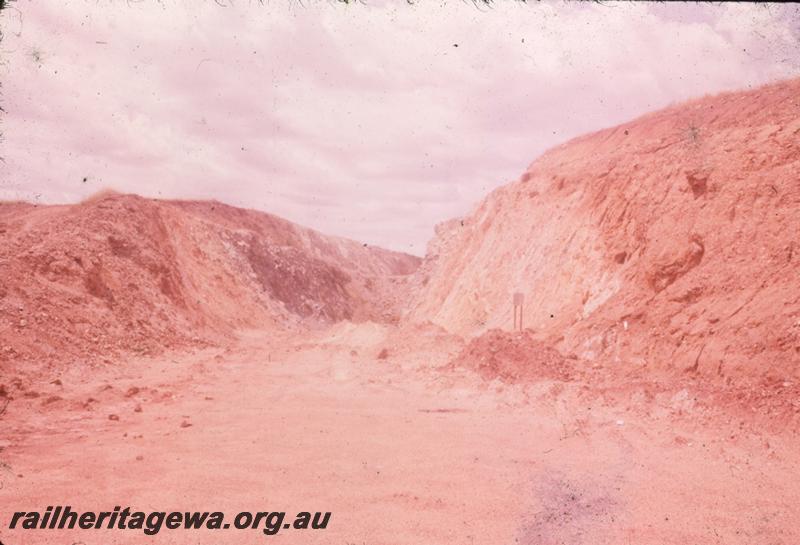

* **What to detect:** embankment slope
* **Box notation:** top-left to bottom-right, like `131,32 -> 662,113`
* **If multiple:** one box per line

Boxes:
409,78 -> 800,383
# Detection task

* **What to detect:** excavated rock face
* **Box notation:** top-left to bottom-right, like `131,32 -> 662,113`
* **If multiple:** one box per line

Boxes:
409,78 -> 800,382
0,194 -> 420,367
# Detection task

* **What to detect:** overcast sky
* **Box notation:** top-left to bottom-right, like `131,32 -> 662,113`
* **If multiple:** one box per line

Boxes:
1,1 -> 798,254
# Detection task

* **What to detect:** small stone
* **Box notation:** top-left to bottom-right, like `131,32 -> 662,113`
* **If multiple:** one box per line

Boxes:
108,414 -> 120,421
180,420 -> 192,428
134,404 -> 142,413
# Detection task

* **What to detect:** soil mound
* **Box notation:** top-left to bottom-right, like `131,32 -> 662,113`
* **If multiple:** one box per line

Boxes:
449,329 -> 573,382
0,194 -> 420,371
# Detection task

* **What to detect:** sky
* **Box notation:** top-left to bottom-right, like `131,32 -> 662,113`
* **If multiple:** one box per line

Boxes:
1,1 -> 798,255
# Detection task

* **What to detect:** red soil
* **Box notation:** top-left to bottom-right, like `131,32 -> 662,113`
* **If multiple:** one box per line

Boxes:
409,78 -> 800,388
2,79 -> 800,544
0,193 -> 419,379
449,329 -> 573,382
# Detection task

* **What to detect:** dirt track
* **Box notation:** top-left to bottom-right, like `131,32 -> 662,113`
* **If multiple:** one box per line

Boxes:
3,331 -> 799,545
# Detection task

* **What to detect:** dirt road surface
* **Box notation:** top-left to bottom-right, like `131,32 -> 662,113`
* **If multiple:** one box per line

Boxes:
2,331 -> 799,545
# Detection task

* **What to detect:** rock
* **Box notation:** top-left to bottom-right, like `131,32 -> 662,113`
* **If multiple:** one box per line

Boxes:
406,78 -> 800,385
670,389 -> 695,413
0,193 -> 419,371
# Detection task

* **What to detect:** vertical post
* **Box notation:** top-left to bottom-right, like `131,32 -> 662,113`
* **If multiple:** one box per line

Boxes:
513,303 -> 517,330
513,292 -> 524,332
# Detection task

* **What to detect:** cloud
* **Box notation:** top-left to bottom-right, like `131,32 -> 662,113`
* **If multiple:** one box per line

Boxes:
1,1 -> 798,254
